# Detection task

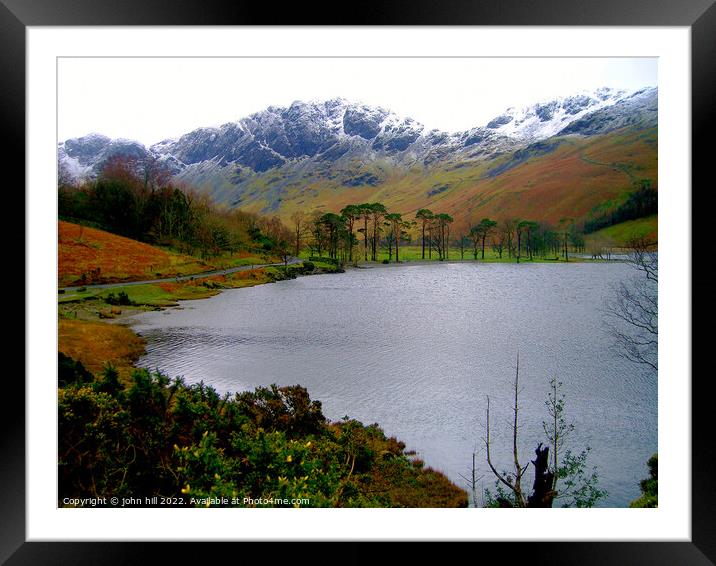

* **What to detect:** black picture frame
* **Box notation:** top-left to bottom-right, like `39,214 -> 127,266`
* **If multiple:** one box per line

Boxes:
7,0 -> 713,563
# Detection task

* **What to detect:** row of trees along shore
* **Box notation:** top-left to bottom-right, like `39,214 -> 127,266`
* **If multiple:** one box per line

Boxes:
292,204 -> 589,265
294,178 -> 656,264
60,156 -> 655,266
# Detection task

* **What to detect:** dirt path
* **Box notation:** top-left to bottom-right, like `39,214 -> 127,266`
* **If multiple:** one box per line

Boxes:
579,153 -> 637,182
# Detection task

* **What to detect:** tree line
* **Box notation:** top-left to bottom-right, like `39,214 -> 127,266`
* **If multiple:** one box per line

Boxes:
293,203 -> 419,264
59,156 -> 293,260
290,203 -> 587,265
583,179 -> 657,234
60,156 -> 653,265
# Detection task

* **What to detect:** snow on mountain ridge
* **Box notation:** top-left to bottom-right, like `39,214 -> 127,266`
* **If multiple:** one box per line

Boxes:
59,87 -> 656,184
483,87 -> 635,142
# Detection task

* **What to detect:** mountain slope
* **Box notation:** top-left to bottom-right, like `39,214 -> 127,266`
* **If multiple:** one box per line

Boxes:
58,87 -> 657,226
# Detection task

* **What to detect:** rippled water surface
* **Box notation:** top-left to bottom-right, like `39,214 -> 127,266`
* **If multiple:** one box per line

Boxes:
131,262 -> 657,507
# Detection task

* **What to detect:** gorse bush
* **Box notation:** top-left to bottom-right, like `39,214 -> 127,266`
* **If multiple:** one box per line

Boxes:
104,291 -> 133,306
58,358 -> 467,507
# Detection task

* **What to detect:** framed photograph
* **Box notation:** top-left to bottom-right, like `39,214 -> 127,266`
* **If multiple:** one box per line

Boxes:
9,0 -> 712,562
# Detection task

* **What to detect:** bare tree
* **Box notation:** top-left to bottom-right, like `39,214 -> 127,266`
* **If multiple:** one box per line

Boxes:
275,226 -> 293,267
290,210 -> 307,258
483,357 -> 606,508
559,217 -> 573,261
491,230 -> 506,259
502,219 -> 518,259
603,237 -> 658,373
485,353 -> 530,507
458,450 -> 484,507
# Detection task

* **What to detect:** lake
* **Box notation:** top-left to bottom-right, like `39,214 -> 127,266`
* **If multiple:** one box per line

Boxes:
129,261 -> 657,507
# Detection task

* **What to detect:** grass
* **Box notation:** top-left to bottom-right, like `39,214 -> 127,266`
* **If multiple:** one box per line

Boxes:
57,260 -> 342,320
57,258 -> 334,391
303,245 -> 590,265
59,220 -> 209,286
59,220 -> 278,287
58,319 -> 146,382
59,282 -> 216,306
586,215 -> 658,248
59,268 -> 282,311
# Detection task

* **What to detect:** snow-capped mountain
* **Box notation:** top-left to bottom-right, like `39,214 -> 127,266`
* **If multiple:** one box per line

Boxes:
58,134 -> 150,179
484,87 -> 633,142
559,86 -> 658,136
147,98 -> 439,172
58,86 -> 657,212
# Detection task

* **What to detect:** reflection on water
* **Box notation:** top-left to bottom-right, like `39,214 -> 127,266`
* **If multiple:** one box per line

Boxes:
130,262 -> 657,507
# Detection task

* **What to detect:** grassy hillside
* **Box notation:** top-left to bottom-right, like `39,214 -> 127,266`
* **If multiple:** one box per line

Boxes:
59,220 -> 208,286
58,221 -> 269,287
191,126 -> 657,231
586,215 -> 658,248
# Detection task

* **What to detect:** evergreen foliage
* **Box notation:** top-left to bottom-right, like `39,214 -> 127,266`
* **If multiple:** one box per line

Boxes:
58,361 -> 467,508
629,453 -> 658,508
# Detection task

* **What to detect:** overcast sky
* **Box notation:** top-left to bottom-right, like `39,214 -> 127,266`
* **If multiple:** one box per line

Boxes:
58,57 -> 657,146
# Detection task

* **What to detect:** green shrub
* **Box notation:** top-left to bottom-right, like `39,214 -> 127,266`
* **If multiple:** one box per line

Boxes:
104,291 -> 133,306
58,352 -> 93,387
234,384 -> 326,438
629,453 -> 658,508
57,356 -> 467,508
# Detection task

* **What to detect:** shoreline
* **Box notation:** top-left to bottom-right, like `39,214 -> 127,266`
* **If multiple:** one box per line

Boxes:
57,254 -> 642,508
60,254 -> 630,328
58,261 -> 342,375
344,256 -> 624,269
57,259 -> 471,507
57,254 -> 630,381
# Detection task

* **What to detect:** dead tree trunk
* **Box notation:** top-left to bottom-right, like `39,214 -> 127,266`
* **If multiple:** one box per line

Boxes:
527,443 -> 556,508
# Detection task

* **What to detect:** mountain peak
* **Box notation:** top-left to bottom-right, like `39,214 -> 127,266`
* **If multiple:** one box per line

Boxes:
59,86 -> 656,185
482,86 -> 641,142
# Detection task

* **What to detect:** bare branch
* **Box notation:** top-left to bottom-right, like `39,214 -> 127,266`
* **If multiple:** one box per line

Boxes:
602,240 -> 658,373
485,395 -> 520,495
